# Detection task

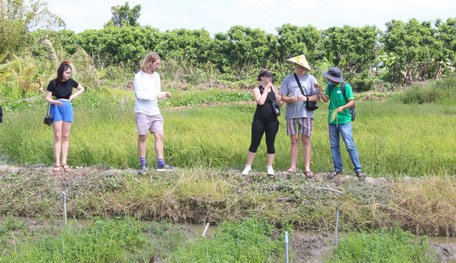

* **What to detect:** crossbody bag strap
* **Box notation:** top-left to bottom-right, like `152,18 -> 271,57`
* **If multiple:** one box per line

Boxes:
266,87 -> 277,102
46,79 -> 57,114
293,73 -> 308,97
340,82 -> 348,103
260,85 -> 277,102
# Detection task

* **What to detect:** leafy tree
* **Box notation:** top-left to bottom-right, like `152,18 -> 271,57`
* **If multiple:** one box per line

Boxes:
0,0 -> 64,55
77,26 -> 161,70
211,26 -> 273,79
276,24 -> 323,63
322,25 -> 380,75
382,18 -> 445,84
107,1 -> 141,27
321,25 -> 380,90
434,18 -> 456,78
157,29 -> 212,65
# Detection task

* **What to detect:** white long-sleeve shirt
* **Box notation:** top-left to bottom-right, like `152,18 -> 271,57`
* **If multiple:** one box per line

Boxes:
134,70 -> 161,116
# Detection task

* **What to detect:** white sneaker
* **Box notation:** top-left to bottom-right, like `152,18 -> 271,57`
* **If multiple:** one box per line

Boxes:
267,166 -> 274,176
241,165 -> 251,176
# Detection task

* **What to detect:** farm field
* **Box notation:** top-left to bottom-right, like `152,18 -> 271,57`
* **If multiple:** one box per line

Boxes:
1,77 -> 455,262
1,1 -> 455,260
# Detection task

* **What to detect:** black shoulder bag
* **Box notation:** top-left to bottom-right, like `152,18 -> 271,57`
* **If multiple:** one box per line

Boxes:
293,73 -> 318,111
0,106 -> 3,123
43,80 -> 54,126
43,103 -> 52,126
267,88 -> 280,116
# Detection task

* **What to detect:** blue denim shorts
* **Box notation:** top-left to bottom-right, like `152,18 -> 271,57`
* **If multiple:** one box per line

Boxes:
50,99 -> 74,123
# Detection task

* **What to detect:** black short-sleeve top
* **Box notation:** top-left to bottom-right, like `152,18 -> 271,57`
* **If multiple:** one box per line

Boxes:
46,79 -> 79,99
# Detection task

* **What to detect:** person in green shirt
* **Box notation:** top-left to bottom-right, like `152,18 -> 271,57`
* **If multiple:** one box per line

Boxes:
316,67 -> 366,181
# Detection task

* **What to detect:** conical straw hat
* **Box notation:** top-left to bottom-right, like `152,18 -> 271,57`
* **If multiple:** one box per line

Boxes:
286,55 -> 311,70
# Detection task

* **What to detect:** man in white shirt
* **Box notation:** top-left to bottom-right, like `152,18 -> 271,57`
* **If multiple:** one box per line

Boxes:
134,52 -> 175,174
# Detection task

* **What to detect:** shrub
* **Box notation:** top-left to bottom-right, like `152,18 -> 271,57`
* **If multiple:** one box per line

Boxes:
400,86 -> 440,104
171,218 -> 284,262
329,227 -> 435,263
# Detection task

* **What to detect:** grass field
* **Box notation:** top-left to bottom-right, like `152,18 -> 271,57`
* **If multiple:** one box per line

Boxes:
0,85 -> 454,176
0,77 -> 455,262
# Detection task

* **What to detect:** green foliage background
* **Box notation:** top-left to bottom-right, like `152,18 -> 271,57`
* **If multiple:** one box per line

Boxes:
1,1 -> 455,100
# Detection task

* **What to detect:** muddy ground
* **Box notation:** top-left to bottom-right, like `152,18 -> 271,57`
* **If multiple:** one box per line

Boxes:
0,164 -> 455,262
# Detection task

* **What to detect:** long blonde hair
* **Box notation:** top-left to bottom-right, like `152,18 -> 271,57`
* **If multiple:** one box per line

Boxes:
140,52 -> 161,72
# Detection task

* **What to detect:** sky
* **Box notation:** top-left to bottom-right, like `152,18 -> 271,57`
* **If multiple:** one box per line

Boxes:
44,0 -> 455,35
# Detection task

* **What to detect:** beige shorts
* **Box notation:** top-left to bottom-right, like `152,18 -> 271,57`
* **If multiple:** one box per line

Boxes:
135,112 -> 164,135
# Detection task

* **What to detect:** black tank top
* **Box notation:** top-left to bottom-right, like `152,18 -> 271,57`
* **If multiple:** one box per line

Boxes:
254,85 -> 277,121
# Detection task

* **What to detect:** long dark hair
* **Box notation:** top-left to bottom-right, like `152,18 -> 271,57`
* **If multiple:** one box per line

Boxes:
56,61 -> 72,85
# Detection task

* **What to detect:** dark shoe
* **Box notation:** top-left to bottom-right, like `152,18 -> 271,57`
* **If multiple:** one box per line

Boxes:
327,171 -> 342,180
305,171 -> 313,179
137,165 -> 148,176
284,168 -> 297,175
355,171 -> 366,181
156,164 -> 176,172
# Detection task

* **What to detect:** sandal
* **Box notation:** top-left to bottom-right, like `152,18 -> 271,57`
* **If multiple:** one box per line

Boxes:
53,165 -> 61,176
305,171 -> 314,179
61,164 -> 70,173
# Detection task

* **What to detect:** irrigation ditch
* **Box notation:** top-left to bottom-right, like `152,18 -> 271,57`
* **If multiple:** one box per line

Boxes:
1,164 -> 455,262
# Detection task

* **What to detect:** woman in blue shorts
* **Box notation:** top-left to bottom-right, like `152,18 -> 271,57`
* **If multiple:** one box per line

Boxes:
45,61 -> 84,176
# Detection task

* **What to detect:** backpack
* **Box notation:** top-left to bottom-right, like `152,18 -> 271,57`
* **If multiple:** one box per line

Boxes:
331,83 -> 356,121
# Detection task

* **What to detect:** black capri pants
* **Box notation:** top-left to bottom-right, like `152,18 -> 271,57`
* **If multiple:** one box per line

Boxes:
248,117 -> 279,154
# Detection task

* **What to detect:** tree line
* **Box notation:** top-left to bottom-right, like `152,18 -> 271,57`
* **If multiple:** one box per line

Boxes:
1,0 -> 455,92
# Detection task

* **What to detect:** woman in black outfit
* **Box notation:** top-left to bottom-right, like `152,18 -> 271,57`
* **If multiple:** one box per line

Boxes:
242,69 -> 282,176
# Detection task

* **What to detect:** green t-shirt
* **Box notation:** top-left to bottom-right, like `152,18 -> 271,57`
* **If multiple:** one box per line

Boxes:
325,83 -> 354,124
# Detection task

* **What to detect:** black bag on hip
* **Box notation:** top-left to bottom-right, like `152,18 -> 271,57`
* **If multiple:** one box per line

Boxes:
267,92 -> 280,116
44,103 -> 52,126
305,100 -> 318,111
294,73 -> 318,111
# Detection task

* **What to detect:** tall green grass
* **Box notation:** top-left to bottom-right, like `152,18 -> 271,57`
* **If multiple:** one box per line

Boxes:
0,217 -> 286,263
171,218 -> 284,262
1,218 -> 146,262
0,217 -> 200,262
400,74 -> 456,105
0,84 -> 455,176
327,227 -> 435,263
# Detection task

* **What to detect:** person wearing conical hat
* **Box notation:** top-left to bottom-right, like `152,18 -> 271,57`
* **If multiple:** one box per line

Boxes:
280,55 -> 320,178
